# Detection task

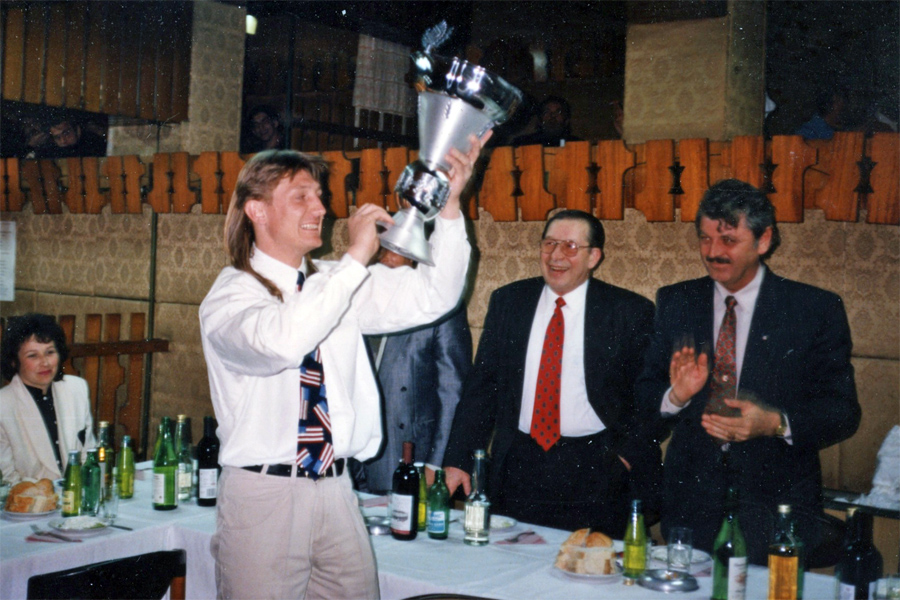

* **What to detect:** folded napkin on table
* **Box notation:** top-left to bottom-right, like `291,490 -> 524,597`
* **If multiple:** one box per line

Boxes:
26,534 -> 78,543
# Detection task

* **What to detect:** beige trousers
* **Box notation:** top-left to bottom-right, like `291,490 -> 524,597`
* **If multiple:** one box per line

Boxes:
211,465 -> 379,600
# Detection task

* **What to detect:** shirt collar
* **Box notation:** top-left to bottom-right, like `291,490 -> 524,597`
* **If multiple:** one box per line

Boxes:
249,245 -> 305,295
713,264 -> 766,308
542,277 -> 589,312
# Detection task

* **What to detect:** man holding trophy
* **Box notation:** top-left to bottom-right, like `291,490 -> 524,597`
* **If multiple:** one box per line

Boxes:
200,23 -> 520,600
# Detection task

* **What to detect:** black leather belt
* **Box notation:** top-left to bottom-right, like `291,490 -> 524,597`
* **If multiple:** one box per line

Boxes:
243,458 -> 345,478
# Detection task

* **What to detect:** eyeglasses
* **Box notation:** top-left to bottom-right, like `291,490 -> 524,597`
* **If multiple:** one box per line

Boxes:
540,239 -> 592,257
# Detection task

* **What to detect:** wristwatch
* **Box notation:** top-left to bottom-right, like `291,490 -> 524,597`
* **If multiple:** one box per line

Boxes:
774,411 -> 788,438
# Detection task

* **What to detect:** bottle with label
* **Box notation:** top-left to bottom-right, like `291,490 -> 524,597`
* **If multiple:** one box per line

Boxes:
835,507 -> 883,600
427,468 -> 450,540
390,441 -> 419,540
116,435 -> 135,499
196,416 -> 220,507
712,487 -> 747,600
81,448 -> 102,516
153,416 -> 178,510
61,450 -> 82,517
415,462 -> 427,531
464,449 -> 491,546
96,421 -> 115,501
768,504 -> 804,600
175,415 -> 193,502
623,498 -> 647,581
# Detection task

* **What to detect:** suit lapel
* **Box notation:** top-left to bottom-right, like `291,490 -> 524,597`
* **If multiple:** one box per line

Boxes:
509,280 -> 544,410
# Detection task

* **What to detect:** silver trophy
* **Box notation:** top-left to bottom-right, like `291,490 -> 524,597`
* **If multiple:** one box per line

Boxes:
380,22 -> 523,266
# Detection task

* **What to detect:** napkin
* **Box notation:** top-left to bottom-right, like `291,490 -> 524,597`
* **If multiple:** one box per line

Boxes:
26,534 -> 72,543
495,531 -> 546,545
359,495 -> 389,508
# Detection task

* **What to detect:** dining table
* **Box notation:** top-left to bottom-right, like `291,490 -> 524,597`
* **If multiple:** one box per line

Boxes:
1,469 -> 838,600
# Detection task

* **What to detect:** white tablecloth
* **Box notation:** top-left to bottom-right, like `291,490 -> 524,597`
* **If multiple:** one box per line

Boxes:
1,478 -> 837,600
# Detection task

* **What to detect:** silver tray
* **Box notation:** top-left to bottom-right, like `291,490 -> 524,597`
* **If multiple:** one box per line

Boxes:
636,569 -> 699,592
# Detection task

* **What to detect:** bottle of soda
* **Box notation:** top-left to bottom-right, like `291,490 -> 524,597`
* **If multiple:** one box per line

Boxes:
464,449 -> 491,546
427,468 -> 450,540
61,450 -> 82,517
175,415 -> 193,502
81,448 -> 102,516
768,504 -> 804,600
116,435 -> 135,499
623,499 -> 647,581
415,462 -> 427,531
196,416 -> 220,507
153,416 -> 178,510
390,441 -> 419,540
712,487 -> 747,600
96,421 -> 115,501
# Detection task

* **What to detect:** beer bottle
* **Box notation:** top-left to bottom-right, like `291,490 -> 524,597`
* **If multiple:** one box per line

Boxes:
175,415 -> 193,502
427,468 -> 450,539
96,421 -> 115,501
390,441 -> 419,540
623,499 -> 647,581
62,450 -> 82,517
116,435 -> 135,499
81,449 -> 102,516
196,416 -> 220,507
464,449 -> 491,546
768,504 -> 804,600
415,462 -> 427,531
153,416 -> 178,510
712,487 -> 747,600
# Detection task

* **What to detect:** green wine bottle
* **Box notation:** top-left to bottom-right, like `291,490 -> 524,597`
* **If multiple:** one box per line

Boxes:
712,487 -> 747,600
153,416 -> 178,510
426,468 -> 450,540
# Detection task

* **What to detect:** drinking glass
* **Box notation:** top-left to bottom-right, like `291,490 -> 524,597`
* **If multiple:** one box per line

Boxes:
100,480 -> 119,522
666,526 -> 693,574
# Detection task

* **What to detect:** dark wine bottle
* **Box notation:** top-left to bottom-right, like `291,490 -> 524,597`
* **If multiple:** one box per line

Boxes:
835,507 -> 883,600
390,441 -> 419,541
196,416 -> 220,507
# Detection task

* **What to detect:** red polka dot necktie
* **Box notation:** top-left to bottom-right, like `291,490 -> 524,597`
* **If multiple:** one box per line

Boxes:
706,296 -> 741,426
296,271 -> 334,479
531,297 -> 565,451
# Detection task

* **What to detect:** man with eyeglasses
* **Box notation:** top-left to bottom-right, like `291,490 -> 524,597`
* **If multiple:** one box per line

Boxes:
442,210 -> 661,535
37,118 -> 106,159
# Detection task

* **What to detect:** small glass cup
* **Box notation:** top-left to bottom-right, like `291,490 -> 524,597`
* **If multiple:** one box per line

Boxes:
100,480 -> 119,522
666,526 -> 693,574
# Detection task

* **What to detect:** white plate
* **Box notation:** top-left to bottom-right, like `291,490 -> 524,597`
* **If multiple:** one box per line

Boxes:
489,515 -> 517,531
2,508 -> 59,521
552,564 -> 623,583
48,516 -> 109,536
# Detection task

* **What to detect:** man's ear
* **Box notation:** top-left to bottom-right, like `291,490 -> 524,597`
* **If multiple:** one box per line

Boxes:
244,199 -> 267,225
589,247 -> 603,270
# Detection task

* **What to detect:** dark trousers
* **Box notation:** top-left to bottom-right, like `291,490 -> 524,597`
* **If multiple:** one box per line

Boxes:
494,430 -> 630,537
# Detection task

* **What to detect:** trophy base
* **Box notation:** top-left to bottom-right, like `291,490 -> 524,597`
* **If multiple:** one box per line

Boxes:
379,207 -> 434,267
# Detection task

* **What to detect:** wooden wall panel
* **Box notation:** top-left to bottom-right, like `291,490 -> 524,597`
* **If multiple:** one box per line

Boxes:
479,147 -> 517,221
138,6 -> 159,121
194,152 -> 222,215
64,158 -> 87,213
815,132 -> 864,222
769,135 -> 815,223
867,133 -> 900,225
219,152 -> 245,214
558,141 -> 593,213
730,135 -> 765,189
357,148 -> 385,207
63,3 -> 86,109
322,151 -> 353,219
118,9 -> 141,118
43,4 -> 67,106
22,3 -> 47,105
0,158 -> 24,212
83,2 -> 105,113
383,147 -> 408,213
102,2 -> 123,115
169,3 -> 192,121
677,138 -> 709,222
515,145 -> 555,221
595,140 -> 633,220
634,139 -> 675,222
2,7 -> 25,101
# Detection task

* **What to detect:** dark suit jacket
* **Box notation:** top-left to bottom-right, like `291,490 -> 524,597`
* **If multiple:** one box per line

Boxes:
443,277 -> 659,508
635,269 -> 860,562
363,306 -> 471,492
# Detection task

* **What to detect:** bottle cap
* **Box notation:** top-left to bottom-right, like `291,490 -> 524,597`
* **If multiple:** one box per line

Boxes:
122,435 -> 131,444
777,504 -> 791,514
177,414 -> 187,422
99,421 -> 110,427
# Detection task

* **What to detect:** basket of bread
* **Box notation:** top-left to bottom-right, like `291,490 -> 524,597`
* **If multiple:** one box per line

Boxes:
553,528 -> 618,576
4,479 -> 59,514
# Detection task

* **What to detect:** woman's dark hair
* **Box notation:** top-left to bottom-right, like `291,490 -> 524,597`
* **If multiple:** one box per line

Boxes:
1,313 -> 69,382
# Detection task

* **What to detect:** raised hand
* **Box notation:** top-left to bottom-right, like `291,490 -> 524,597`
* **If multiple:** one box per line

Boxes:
668,346 -> 709,406
347,204 -> 394,266
440,130 -> 493,220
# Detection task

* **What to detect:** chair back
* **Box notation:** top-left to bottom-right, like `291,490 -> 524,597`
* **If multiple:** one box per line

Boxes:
26,549 -> 186,600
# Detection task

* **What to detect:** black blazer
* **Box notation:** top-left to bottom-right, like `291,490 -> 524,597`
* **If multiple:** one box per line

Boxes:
443,277 -> 658,502
635,269 -> 860,559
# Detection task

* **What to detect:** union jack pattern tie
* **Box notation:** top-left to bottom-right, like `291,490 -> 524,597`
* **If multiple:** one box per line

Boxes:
531,297 -> 565,451
706,296 -> 741,423
296,272 -> 334,479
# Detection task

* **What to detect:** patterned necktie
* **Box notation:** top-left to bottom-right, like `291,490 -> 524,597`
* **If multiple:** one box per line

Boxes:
296,271 -> 334,479
531,297 -> 565,451
706,296 -> 741,420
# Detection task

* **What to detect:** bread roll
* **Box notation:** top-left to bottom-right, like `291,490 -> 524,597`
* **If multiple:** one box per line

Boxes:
5,479 -> 59,513
586,531 -> 613,547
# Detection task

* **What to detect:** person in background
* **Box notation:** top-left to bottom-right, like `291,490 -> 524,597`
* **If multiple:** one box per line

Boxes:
360,248 -> 472,492
513,96 -> 582,147
795,87 -> 850,140
442,209 -> 660,536
36,118 -> 107,158
0,314 -> 95,484
636,179 -> 860,564
243,105 -> 285,154
199,132 -> 486,598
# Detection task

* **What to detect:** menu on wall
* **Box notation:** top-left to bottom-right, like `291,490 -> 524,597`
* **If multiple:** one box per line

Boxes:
0,222 -> 15,302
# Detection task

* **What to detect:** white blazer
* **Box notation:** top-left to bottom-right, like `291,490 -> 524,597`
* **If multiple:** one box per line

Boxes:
0,374 -> 96,484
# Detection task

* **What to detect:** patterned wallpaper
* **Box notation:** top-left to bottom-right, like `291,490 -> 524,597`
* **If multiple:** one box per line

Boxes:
1,206 -> 897,491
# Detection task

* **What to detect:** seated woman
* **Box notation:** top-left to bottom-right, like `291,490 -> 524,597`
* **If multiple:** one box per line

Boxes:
0,314 -> 95,484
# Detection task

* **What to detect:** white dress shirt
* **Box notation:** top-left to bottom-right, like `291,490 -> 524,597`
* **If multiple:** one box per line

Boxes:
200,216 -> 470,467
518,279 -> 606,437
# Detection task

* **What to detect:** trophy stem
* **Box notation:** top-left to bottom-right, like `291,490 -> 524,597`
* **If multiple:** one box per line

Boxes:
379,207 -> 434,267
